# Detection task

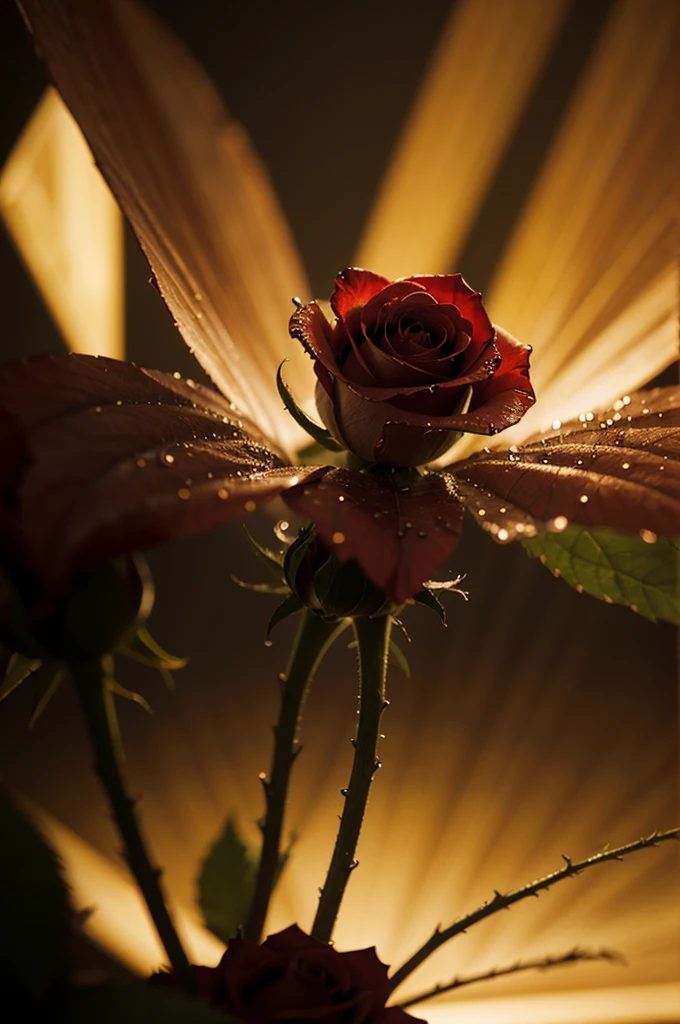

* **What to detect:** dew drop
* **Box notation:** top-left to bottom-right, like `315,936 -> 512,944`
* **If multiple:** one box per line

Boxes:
639,528 -> 657,544
207,471 -> 213,479
579,494 -> 589,503
94,406 -> 102,414
245,500 -> 257,513
417,531 -> 427,539
162,453 -> 175,465
478,508 -> 486,517
551,419 -> 561,431
217,488 -> 229,499
136,458 -> 147,469
621,462 -> 630,470
338,495 -> 345,502
499,507 -> 507,514
332,531 -> 346,544
264,639 -> 273,648
550,515 -> 569,532
177,487 -> 191,500
173,371 -> 182,379
497,528 -> 510,542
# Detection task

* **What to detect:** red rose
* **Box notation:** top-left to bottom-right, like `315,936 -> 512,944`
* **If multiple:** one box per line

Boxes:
155,926 -> 421,1024
290,268 -> 535,466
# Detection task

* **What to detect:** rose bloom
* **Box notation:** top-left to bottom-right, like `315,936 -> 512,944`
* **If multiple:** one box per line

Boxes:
154,925 -> 421,1024
291,268 -> 535,466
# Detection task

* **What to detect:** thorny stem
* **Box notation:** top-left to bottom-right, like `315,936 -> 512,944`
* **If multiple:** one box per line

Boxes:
244,611 -> 347,942
388,827 -> 680,992
312,614 -> 392,945
396,947 -> 622,1009
71,660 -> 194,992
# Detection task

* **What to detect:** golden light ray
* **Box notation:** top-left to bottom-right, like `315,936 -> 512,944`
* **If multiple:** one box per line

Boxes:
354,0 -> 570,279
0,88 -> 124,359
18,0 -> 316,458
23,801 -> 223,972
451,0 -> 679,460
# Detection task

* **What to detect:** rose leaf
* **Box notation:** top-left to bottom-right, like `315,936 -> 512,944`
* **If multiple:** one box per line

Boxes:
0,789 -> 71,1001
198,817 -> 287,946
454,385 -> 680,543
0,354 -> 313,587
523,525 -> 680,623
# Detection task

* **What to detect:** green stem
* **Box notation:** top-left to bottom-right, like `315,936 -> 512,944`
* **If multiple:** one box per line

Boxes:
71,660 -> 194,990
244,611 -> 347,942
312,614 -> 391,944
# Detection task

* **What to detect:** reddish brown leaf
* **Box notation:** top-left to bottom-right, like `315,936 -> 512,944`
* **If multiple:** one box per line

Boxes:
0,354 -> 311,587
453,386 -> 680,543
284,468 -> 464,602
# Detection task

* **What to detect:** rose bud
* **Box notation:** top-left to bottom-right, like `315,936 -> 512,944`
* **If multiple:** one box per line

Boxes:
290,268 -> 535,467
284,527 -> 392,619
152,924 -> 423,1024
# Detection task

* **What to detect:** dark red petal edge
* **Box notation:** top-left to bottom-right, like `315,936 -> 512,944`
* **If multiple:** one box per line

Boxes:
283,467 -> 464,603
452,386 -> 680,543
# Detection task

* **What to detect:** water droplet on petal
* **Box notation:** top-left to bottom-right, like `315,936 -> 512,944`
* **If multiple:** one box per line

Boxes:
579,494 -> 589,503
497,528 -> 510,542
162,453 -> 175,465
550,515 -> 569,532
177,487 -> 191,500
245,500 -> 257,512
136,458 -> 147,468
332,532 -> 345,544
217,488 -> 229,499
640,528 -> 657,544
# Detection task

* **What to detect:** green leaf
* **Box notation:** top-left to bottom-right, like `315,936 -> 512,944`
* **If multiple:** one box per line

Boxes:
523,526 -> 680,622
0,652 -> 42,702
118,625 -> 187,671
0,789 -> 70,1001
242,525 -> 286,579
267,593 -> 304,638
277,362 -> 343,452
389,639 -> 411,678
63,982 -> 227,1023
197,818 -> 258,944
413,589 -> 447,624
28,662 -> 66,727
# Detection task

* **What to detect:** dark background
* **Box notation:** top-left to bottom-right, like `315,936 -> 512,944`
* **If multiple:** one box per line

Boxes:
0,0 -> 677,997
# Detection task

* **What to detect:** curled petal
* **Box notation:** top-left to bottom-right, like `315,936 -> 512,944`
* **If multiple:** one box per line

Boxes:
406,274 -> 493,343
284,468 -> 464,602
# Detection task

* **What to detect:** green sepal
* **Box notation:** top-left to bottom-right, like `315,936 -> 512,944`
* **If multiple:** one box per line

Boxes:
0,652 -> 42,702
105,677 -> 152,714
413,588 -> 447,624
267,593 -> 304,638
313,556 -> 388,618
231,576 -> 290,596
118,625 -> 187,671
0,788 -> 71,1002
389,639 -> 411,678
243,525 -> 286,579
28,662 -> 65,727
523,526 -> 680,622
277,362 -> 343,452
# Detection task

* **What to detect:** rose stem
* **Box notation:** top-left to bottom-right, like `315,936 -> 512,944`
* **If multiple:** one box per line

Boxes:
244,610 -> 347,943
71,659 -> 194,992
311,613 -> 391,945
387,826 -> 680,993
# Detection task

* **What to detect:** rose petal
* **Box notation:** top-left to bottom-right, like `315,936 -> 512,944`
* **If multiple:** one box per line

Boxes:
0,354 -> 313,587
330,268 -> 391,320
453,388 -> 680,542
406,274 -> 493,343
284,468 -> 464,602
